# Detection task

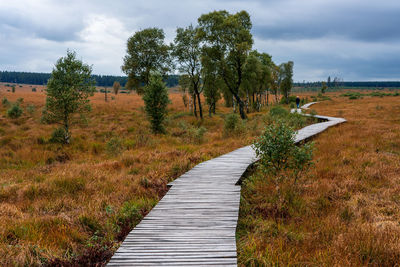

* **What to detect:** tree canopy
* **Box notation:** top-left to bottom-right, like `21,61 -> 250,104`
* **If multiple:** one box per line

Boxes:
172,25 -> 204,118
279,61 -> 294,104
198,10 -> 253,119
122,28 -> 171,94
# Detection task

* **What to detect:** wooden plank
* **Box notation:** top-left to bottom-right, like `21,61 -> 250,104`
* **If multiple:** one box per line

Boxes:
107,102 -> 345,266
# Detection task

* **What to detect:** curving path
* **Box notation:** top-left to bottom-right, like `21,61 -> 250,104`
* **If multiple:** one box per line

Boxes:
107,103 -> 346,266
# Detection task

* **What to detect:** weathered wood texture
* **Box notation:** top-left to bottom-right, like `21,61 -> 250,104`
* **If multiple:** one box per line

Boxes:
107,102 -> 345,266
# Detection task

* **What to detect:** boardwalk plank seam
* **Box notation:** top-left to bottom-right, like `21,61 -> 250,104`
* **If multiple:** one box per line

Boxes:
107,102 -> 346,266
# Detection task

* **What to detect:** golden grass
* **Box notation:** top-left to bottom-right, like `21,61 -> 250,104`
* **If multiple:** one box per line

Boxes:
237,94 -> 400,266
0,83 -> 270,266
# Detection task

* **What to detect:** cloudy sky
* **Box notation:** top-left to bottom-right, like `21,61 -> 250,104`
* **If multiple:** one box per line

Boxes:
0,0 -> 399,81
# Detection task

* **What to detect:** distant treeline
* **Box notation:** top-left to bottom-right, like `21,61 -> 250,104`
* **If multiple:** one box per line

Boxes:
295,81 -> 400,88
0,71 -> 179,88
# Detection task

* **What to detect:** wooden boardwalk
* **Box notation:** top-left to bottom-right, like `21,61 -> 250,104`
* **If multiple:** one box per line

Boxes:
107,103 -> 345,266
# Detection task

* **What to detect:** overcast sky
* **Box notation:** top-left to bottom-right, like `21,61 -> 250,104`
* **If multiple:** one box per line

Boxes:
0,0 -> 399,81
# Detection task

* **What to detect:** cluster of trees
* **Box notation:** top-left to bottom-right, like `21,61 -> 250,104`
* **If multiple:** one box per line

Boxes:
39,10 -> 297,143
0,71 -> 180,88
121,10 -> 294,120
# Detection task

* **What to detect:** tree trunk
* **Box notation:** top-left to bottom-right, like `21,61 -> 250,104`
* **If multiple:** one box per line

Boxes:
197,92 -> 203,119
104,87 -> 108,102
246,91 -> 249,113
193,93 -> 197,117
64,120 -> 70,144
233,93 -> 246,119
189,94 -> 193,113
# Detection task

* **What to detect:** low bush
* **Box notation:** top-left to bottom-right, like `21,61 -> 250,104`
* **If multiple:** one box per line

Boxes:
124,139 -> 136,149
223,113 -> 246,136
187,126 -> 207,144
269,105 -> 289,118
49,128 -> 67,144
252,120 -> 314,183
2,97 -> 10,107
280,95 -> 297,104
176,121 -> 207,144
106,137 -> 123,155
91,143 -> 104,155
7,104 -> 23,119
27,104 -> 36,115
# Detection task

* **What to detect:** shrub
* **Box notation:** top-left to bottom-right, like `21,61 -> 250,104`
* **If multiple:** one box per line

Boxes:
27,104 -> 36,115
49,128 -> 68,144
115,201 -> 143,238
2,97 -> 10,107
253,121 -> 314,183
7,104 -> 23,119
106,137 -> 123,155
36,136 -> 46,145
223,113 -> 245,136
224,113 -> 239,131
287,112 -> 307,129
32,87 -> 37,92
124,139 -> 136,149
91,143 -> 104,154
280,95 -> 297,104
269,105 -> 289,118
187,126 -> 207,144
16,98 -> 24,104
12,86 -> 15,93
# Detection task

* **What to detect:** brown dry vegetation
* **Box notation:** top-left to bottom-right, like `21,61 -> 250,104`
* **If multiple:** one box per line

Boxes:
0,83 -> 271,266
237,93 -> 400,266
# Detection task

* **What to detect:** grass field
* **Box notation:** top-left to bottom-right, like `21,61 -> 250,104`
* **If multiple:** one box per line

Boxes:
237,94 -> 400,266
0,83 -> 273,266
1,84 -> 399,266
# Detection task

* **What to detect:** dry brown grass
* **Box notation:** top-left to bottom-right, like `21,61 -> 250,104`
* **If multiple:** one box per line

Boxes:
0,83 -> 270,266
237,93 -> 400,266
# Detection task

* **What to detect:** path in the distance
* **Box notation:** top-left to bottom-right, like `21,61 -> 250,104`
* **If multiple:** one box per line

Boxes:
107,103 -> 346,266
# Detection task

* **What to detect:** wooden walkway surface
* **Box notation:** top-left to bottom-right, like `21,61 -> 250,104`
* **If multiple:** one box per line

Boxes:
107,103 -> 346,266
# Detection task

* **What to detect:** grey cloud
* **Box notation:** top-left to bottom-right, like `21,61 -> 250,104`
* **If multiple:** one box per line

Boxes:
0,0 -> 399,80
253,4 -> 400,42
0,9 -> 82,42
